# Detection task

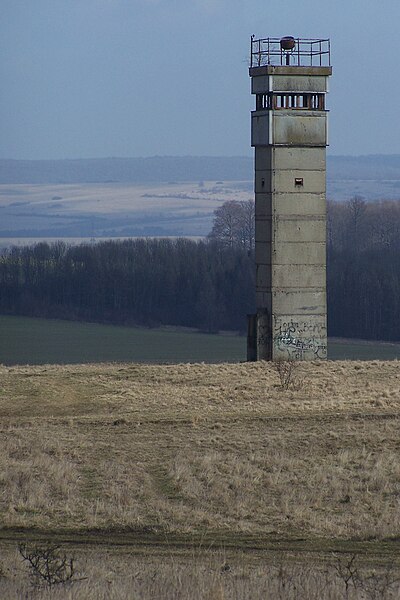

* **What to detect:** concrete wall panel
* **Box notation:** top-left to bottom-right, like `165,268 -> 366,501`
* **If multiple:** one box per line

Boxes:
255,170 -> 273,193
256,241 -> 272,265
273,193 -> 326,216
251,76 -> 272,94
272,289 -> 326,315
255,193 -> 272,218
255,217 -> 272,242
272,264 -> 325,288
257,264 -> 271,288
274,217 -> 326,243
273,113 -> 327,146
271,75 -> 329,93
250,65 -> 332,77
256,147 -> 325,171
255,148 -> 273,171
256,291 -> 272,311
251,113 -> 271,146
251,75 -> 329,94
271,147 -> 326,171
274,241 -> 326,265
272,169 -> 325,193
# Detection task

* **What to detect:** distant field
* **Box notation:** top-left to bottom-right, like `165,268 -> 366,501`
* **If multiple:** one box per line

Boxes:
1,315 -> 400,365
0,180 -> 252,241
0,315 -> 245,365
329,337 -> 400,360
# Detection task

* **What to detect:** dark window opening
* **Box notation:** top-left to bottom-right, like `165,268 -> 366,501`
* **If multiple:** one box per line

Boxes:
256,93 -> 325,111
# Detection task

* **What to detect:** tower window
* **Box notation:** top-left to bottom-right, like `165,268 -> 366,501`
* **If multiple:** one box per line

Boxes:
256,93 -> 325,111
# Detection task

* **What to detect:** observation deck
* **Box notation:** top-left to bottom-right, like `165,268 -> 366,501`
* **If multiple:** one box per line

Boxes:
250,37 -> 331,69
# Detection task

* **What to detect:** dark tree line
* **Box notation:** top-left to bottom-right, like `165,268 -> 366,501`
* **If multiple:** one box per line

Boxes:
0,238 -> 254,333
328,197 -> 400,341
1,197 -> 400,341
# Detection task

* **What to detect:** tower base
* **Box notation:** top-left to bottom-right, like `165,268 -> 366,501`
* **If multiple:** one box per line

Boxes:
247,312 -> 327,361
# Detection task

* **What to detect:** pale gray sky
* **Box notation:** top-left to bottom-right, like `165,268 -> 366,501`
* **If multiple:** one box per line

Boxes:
1,0 -> 399,159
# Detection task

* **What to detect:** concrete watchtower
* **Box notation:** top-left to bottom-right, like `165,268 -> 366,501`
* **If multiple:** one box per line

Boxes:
248,36 -> 332,361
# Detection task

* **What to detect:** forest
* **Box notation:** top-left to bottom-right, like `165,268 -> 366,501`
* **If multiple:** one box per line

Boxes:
0,238 -> 253,333
328,197 -> 400,341
0,197 -> 399,341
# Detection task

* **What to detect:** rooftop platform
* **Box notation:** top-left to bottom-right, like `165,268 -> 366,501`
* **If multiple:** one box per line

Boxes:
250,37 -> 331,68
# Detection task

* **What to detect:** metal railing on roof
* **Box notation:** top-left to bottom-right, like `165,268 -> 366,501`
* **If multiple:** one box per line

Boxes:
250,37 -> 331,68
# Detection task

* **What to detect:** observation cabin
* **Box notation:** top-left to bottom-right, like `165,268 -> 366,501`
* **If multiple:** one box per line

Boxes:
248,37 -> 332,361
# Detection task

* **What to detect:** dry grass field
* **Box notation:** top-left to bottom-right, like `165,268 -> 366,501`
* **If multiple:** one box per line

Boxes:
1,360 -> 400,541
1,359 -> 400,597
1,543 -> 400,599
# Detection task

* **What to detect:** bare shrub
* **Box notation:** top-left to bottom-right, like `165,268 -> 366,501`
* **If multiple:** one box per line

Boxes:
273,359 -> 302,391
333,553 -> 359,599
18,543 -> 76,588
355,563 -> 400,600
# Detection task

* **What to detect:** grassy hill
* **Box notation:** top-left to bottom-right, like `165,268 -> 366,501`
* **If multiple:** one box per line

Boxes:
0,359 -> 400,598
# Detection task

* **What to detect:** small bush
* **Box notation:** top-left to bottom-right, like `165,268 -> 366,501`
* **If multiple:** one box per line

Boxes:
273,359 -> 302,391
18,542 -> 76,588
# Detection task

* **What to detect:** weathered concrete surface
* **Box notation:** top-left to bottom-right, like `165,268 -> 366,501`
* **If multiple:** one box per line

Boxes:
271,194 -> 326,216
272,264 -> 325,288
249,65 -> 332,77
271,289 -> 326,315
274,218 -> 326,244
255,217 -> 272,242
273,170 -> 326,193
256,264 -> 272,288
252,112 -> 328,147
255,147 -> 326,171
255,241 -> 272,264
250,63 -> 330,361
257,309 -> 272,360
273,241 -> 325,265
254,171 -> 325,195
251,74 -> 329,94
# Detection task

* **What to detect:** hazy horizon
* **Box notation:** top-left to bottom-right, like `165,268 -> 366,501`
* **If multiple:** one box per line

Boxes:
3,152 -> 400,161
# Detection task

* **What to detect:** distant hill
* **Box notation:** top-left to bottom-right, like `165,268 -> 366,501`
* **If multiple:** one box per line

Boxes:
328,155 -> 400,200
0,157 -> 253,185
328,154 -> 400,180
1,155 -> 400,200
